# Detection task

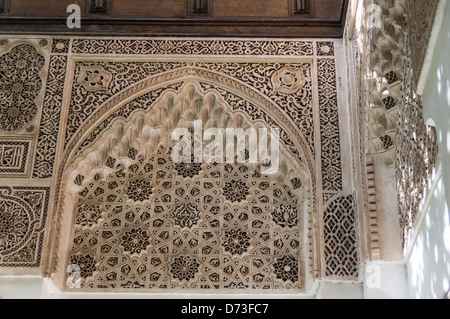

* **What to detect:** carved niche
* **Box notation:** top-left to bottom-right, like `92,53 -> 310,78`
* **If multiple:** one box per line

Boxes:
25,38 -> 360,292
60,82 -> 309,291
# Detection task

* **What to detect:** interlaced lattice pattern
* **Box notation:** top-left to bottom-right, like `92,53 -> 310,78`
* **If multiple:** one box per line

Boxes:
0,38 -> 357,285
66,82 -> 306,290
0,44 -> 45,132
68,149 -> 305,290
323,195 -> 359,278
396,36 -> 439,248
0,187 -> 50,267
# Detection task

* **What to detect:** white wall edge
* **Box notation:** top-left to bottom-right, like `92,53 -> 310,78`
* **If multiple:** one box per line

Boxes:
417,0 -> 448,95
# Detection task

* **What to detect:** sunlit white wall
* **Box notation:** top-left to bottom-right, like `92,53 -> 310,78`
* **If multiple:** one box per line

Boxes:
407,170 -> 450,298
407,0 -> 450,299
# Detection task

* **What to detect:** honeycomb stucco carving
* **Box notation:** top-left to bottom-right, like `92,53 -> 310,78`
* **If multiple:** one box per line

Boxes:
62,82 -> 308,291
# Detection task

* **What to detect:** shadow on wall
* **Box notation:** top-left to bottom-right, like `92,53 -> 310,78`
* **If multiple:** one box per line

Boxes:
407,176 -> 450,298
422,5 -> 450,208
412,0 -> 450,300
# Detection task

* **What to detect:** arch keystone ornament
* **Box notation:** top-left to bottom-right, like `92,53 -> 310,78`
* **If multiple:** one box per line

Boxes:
271,67 -> 310,94
77,65 -> 112,92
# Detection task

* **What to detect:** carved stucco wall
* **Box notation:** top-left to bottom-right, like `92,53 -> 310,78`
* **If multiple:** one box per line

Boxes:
361,0 -> 440,253
345,0 -> 440,263
363,0 -> 407,160
0,37 -> 360,292
397,1 -> 440,250
0,39 -> 52,273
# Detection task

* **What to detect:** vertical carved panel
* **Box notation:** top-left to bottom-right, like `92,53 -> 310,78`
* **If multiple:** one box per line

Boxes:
318,58 -> 343,192
0,186 -> 51,268
0,40 -> 51,272
358,0 -> 439,253
363,0 -> 406,159
0,44 -> 45,133
323,195 -> 359,278
0,41 -> 47,180
396,36 -> 438,249
406,0 -> 440,89
33,53 -> 68,178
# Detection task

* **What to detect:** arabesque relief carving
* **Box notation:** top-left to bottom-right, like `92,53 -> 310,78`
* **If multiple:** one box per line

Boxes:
0,38 -> 359,290
0,186 -> 50,267
0,44 -> 45,133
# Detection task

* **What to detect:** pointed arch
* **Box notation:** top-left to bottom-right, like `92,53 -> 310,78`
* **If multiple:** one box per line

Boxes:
44,66 -> 320,291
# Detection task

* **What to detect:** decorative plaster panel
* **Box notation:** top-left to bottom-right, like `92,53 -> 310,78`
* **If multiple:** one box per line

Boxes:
0,37 -> 359,289
0,186 -> 50,268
